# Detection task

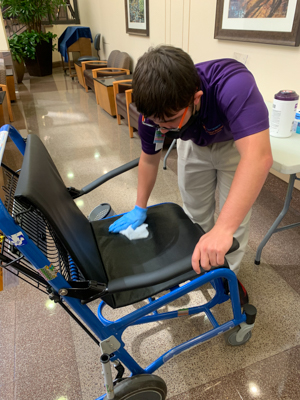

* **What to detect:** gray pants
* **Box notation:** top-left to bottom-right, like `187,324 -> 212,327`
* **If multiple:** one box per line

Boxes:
177,139 -> 251,274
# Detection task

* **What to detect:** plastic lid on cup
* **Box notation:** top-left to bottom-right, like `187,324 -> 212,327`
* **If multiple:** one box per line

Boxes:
274,90 -> 299,101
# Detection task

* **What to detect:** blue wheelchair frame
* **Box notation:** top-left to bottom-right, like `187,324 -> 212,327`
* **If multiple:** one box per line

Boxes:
0,125 -> 250,400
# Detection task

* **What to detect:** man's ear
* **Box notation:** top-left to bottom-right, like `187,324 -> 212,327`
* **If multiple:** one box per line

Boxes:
194,90 -> 203,106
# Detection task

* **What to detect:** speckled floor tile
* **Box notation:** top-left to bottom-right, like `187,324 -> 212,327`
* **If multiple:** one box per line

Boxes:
15,368 -> 82,400
0,380 -> 14,400
0,330 -> 15,388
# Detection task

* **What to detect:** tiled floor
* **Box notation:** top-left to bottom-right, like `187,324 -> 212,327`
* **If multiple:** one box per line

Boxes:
0,68 -> 299,400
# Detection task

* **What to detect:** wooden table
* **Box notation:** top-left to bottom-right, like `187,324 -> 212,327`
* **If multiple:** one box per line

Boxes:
94,74 -> 132,116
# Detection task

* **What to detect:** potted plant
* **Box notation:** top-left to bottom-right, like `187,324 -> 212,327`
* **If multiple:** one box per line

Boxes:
1,0 -> 65,76
8,34 -> 25,83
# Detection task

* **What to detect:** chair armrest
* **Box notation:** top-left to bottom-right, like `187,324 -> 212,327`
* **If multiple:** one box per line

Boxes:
70,157 -> 140,198
81,61 -> 107,73
92,68 -> 130,78
125,88 -> 133,106
113,79 -> 132,97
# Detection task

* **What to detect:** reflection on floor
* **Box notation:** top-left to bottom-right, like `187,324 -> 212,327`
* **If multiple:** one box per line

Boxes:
0,68 -> 300,400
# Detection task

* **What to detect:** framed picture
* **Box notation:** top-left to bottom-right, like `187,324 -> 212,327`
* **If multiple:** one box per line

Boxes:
125,0 -> 149,36
215,0 -> 300,46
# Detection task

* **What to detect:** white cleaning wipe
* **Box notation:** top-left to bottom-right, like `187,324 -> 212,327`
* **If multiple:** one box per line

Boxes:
120,224 -> 149,240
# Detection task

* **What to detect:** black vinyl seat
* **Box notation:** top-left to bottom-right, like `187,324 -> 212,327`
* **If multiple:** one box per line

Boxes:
14,134 -> 229,309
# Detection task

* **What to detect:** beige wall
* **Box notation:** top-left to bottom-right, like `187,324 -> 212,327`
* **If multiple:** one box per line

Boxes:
0,12 -> 9,51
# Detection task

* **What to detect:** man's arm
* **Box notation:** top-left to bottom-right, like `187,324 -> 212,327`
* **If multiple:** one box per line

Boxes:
109,150 -> 161,232
136,150 -> 161,208
191,129 -> 273,272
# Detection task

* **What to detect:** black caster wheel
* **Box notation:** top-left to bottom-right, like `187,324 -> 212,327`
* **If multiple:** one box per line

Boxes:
103,374 -> 167,399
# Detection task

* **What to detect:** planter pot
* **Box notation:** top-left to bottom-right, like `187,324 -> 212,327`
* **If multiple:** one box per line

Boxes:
12,59 -> 25,83
24,39 -> 53,77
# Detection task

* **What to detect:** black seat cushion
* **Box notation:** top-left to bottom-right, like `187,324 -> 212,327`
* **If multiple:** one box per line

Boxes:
91,203 -> 202,308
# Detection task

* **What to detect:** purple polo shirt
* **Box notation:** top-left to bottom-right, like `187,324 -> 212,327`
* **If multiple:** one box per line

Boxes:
138,58 -> 269,155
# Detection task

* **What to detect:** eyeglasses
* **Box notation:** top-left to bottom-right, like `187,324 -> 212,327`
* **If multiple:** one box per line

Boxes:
142,106 -> 189,132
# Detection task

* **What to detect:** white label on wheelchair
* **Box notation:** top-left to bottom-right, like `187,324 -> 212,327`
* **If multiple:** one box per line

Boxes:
7,232 -> 27,246
0,129 -> 8,165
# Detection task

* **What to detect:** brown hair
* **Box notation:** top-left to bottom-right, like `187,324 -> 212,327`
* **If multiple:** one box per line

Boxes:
132,45 -> 200,120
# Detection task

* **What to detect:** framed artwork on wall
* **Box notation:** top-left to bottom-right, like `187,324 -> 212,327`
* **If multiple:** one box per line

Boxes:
214,0 -> 300,46
125,0 -> 149,36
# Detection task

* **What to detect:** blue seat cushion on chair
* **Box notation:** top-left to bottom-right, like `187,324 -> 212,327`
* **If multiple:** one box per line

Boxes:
92,203 -> 206,308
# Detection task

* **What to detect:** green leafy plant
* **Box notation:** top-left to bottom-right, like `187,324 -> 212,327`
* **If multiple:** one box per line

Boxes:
2,0 -> 63,62
1,0 -> 65,33
7,33 -> 24,63
8,31 -> 57,62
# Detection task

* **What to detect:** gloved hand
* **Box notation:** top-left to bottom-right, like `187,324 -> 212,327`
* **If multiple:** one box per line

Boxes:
109,205 -> 147,233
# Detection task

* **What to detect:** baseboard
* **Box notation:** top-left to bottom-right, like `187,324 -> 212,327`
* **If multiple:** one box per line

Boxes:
53,60 -> 75,68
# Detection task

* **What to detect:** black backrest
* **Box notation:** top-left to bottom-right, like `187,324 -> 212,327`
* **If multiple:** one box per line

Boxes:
94,33 -> 101,51
14,134 -> 107,284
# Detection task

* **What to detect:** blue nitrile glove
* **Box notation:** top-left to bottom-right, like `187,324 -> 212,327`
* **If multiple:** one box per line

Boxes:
109,205 -> 147,233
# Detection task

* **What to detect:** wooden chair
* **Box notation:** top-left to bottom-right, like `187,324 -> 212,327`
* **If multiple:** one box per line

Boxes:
0,66 -> 13,122
113,79 -> 133,125
83,51 -> 131,93
125,89 -> 139,138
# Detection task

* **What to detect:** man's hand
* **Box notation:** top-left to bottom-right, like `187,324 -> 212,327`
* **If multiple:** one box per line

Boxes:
191,226 -> 233,273
109,205 -> 147,233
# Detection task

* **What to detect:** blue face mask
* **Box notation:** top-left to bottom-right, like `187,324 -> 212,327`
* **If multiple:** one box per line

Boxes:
165,110 -> 200,140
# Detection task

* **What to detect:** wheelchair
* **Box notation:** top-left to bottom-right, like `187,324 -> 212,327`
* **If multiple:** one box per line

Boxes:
0,124 -> 257,400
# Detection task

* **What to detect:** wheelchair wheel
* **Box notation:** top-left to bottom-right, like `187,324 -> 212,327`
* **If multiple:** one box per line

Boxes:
103,374 -> 167,399
225,326 -> 252,346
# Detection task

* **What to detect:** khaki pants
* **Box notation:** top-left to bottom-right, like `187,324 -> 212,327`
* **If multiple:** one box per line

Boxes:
177,139 -> 251,274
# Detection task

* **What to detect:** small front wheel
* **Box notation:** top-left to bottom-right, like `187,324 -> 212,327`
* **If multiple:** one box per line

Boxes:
225,326 -> 252,346
103,374 -> 167,400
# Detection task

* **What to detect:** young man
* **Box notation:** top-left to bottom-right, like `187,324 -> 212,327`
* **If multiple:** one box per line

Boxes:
109,45 -> 273,277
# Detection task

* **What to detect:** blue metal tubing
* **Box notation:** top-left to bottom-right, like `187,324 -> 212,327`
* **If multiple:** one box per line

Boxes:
97,278 -> 229,328
98,269 -> 242,334
0,124 -> 26,155
95,268 -> 245,378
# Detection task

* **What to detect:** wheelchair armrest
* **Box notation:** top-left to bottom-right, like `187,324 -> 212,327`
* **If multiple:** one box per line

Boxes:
107,237 -> 239,294
69,158 -> 139,199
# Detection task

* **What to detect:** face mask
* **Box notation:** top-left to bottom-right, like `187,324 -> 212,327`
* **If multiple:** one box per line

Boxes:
165,110 -> 200,139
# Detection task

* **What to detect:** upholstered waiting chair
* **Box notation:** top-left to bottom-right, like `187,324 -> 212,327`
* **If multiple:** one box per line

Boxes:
83,50 -> 131,93
0,65 -> 13,122
113,79 -> 132,127
125,89 -> 139,138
